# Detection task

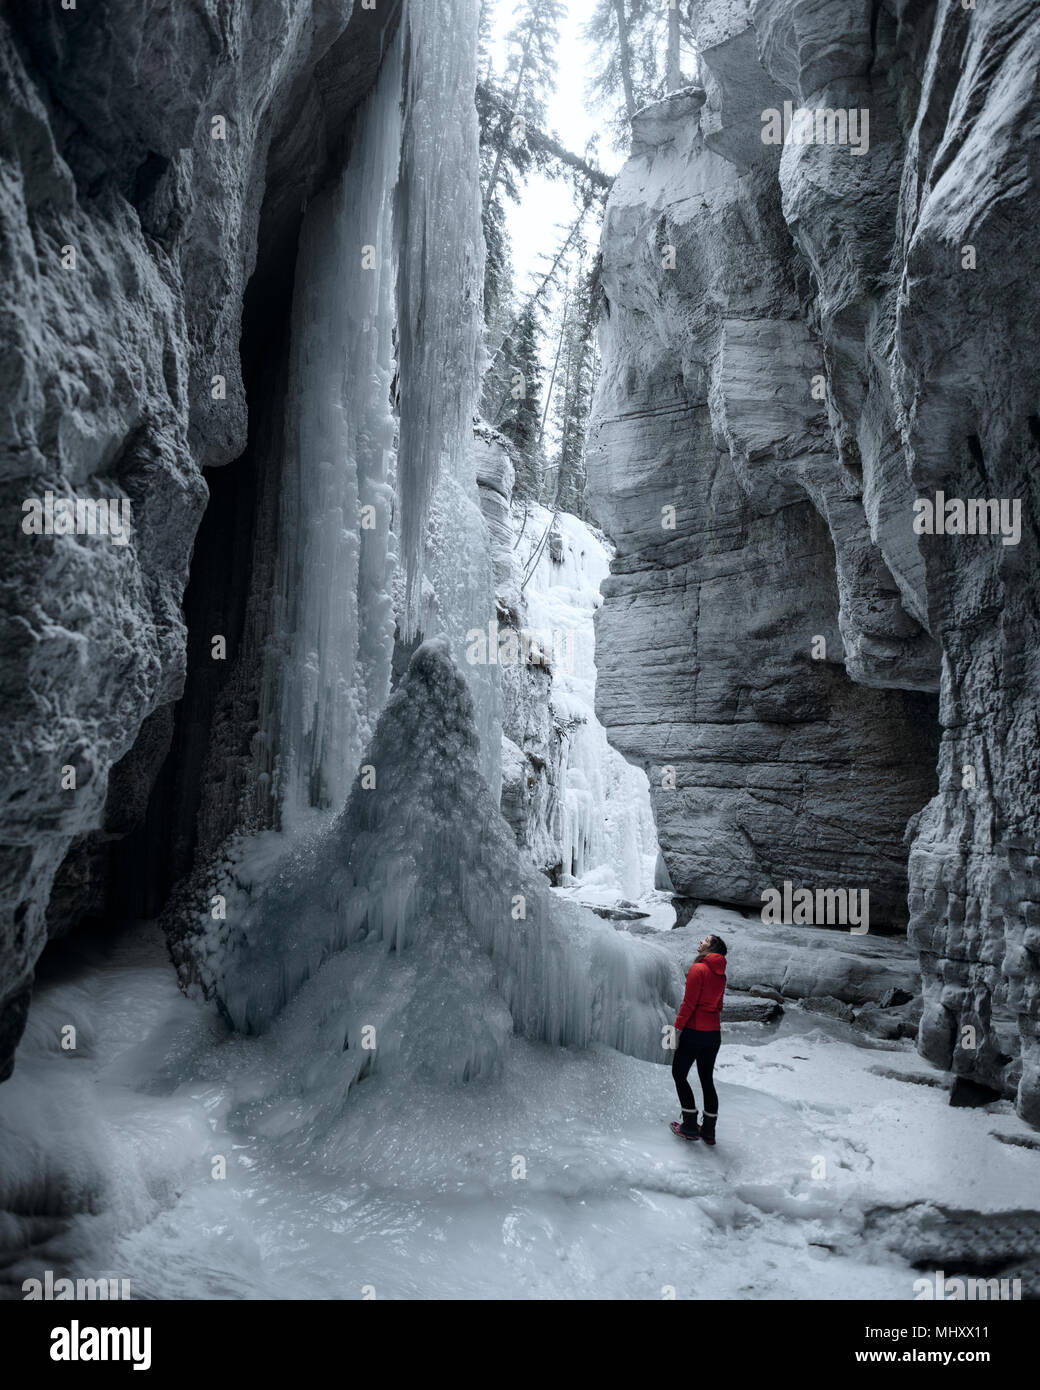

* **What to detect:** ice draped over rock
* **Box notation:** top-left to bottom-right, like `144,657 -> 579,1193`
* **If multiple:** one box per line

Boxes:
516,506 -> 659,898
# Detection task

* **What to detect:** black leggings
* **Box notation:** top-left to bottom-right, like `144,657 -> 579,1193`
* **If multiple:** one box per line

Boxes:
672,1028 -> 721,1114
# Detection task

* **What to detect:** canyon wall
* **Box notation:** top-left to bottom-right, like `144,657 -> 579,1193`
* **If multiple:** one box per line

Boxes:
0,0 -> 399,1077
587,0 -> 1040,1119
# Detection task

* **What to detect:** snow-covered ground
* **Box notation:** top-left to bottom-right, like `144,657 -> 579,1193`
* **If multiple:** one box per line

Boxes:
3,922 -> 1036,1301
553,881 -> 677,933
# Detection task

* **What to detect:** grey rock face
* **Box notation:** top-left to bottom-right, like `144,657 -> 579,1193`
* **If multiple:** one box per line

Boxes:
588,0 -> 1040,1118
588,74 -> 939,927
661,908 -> 921,1014
0,0 -> 398,1077
476,425 -> 567,880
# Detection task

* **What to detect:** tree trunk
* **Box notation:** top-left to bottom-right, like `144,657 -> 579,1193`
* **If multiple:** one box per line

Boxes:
666,2 -> 682,92
537,298 -> 570,458
612,0 -> 637,118
483,20 -> 535,210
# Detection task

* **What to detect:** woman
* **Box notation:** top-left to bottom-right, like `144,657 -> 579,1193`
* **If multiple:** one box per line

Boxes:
669,933 -> 727,1145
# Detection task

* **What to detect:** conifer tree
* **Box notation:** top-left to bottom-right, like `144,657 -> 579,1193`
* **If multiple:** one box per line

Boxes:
482,0 -> 567,211
551,260 -> 598,518
585,0 -> 697,148
497,301 -> 545,500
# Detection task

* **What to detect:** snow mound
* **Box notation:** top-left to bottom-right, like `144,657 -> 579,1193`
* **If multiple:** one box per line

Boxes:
211,640 -> 676,1132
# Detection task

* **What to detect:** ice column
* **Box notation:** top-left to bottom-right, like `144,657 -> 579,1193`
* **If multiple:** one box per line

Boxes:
394,0 -> 487,632
257,39 -> 403,834
395,0 -> 501,795
218,641 -> 675,1100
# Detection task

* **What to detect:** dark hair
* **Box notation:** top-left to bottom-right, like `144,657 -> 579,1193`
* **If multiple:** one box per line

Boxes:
696,933 -> 727,962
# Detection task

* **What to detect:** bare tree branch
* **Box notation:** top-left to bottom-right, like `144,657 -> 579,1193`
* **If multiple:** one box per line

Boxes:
477,82 -> 614,194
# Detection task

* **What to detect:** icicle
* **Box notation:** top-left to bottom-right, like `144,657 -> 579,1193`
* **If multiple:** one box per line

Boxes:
216,642 -> 674,1112
395,0 -> 487,636
519,506 -> 659,897
257,37 -> 404,834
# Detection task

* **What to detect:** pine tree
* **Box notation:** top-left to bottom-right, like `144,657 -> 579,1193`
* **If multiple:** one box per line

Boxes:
551,261 -> 598,518
482,0 -> 567,211
479,193 -> 517,421
585,0 -> 697,149
497,301 -> 544,500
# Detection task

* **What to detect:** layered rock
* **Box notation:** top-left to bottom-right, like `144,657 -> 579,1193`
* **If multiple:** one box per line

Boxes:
0,0 -> 400,1077
658,906 -> 923,1041
588,0 -> 1040,1119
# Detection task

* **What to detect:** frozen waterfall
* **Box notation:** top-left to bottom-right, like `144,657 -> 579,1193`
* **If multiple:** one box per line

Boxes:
249,0 -> 499,834
183,1 -> 669,1117
215,641 -> 675,1135
518,505 -> 660,900
255,36 -> 403,835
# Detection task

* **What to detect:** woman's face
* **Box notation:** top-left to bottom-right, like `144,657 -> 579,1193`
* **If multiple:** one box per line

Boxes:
699,936 -> 712,953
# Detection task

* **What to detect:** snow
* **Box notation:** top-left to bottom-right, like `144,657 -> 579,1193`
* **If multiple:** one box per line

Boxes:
8,0 -> 1034,1311
9,640 -> 1029,1300
517,503 -> 659,898
4,920 -> 1038,1301
553,882 -> 678,933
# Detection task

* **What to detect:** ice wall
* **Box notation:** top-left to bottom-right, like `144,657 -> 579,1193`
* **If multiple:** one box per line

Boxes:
215,641 -> 675,1131
251,0 -> 500,827
256,37 -> 403,835
395,0 -> 487,636
519,507 -> 659,899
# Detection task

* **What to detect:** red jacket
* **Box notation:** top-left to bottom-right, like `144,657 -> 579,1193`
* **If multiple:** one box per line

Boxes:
676,953 -> 726,1030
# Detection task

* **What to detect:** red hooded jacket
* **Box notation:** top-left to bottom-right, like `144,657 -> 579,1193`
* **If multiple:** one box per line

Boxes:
675,952 -> 727,1030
